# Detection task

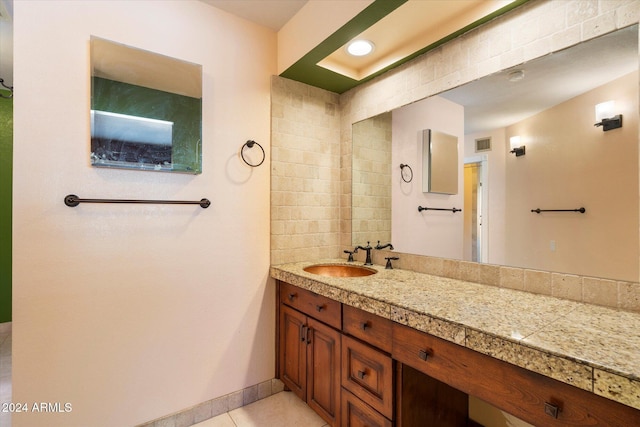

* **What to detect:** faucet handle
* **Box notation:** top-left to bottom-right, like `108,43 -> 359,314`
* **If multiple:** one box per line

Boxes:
343,250 -> 355,262
385,256 -> 399,270
376,241 -> 395,250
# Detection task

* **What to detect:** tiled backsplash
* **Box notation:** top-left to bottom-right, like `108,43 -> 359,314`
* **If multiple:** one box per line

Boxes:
271,0 -> 640,312
351,111 -> 392,245
358,250 -> 640,313
270,77 -> 341,266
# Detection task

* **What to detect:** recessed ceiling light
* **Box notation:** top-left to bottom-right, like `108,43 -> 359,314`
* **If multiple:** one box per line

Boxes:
347,40 -> 374,57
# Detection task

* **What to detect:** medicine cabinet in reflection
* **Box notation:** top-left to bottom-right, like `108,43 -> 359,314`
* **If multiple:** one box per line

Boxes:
421,129 -> 458,194
90,37 -> 203,174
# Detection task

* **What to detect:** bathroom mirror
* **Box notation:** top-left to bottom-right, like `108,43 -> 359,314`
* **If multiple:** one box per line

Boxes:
90,37 -> 203,174
422,129 -> 458,194
351,25 -> 639,281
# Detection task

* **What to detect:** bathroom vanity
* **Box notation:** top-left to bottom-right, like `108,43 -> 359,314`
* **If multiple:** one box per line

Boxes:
272,261 -> 640,426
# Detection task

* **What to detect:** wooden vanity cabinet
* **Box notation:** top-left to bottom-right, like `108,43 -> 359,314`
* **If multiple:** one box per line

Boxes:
392,322 -> 640,427
278,280 -> 640,427
278,282 -> 341,427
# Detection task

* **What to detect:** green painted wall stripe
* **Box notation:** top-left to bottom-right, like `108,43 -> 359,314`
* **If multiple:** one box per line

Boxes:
0,91 -> 12,323
280,0 -> 408,94
280,0 -> 530,94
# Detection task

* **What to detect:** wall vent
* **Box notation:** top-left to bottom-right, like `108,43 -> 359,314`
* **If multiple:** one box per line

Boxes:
475,137 -> 491,152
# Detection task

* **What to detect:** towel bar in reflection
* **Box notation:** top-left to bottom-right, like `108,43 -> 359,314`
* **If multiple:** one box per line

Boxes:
531,207 -> 585,214
418,206 -> 461,213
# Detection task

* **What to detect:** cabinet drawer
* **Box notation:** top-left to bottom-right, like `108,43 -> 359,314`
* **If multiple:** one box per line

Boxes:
342,335 -> 393,419
343,305 -> 392,353
341,388 -> 392,427
280,282 -> 341,329
392,322 -> 640,427
392,322 -> 464,386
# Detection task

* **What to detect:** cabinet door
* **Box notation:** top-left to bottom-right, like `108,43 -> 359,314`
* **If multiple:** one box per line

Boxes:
307,317 -> 341,427
342,388 -> 392,427
279,304 -> 307,401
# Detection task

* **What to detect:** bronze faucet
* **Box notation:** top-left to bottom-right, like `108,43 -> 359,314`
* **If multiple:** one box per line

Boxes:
354,242 -> 373,265
375,241 -> 394,250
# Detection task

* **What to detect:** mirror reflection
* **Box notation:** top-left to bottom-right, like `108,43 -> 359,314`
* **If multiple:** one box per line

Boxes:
90,37 -> 203,174
352,25 -> 639,281
422,129 -> 458,194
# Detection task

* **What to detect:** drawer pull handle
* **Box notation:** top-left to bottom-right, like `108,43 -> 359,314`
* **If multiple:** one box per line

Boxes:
418,349 -> 431,361
288,293 -> 296,302
544,402 -> 560,419
361,322 -> 370,331
316,304 -> 325,312
357,370 -> 367,380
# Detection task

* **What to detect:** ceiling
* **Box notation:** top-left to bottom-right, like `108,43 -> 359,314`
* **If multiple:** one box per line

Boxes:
441,24 -> 639,134
202,0 -> 638,135
199,0 -> 308,31
199,0 -> 527,93
5,0 -> 637,132
0,0 -> 526,94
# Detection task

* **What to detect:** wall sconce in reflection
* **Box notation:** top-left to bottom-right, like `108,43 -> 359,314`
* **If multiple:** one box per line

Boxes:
509,136 -> 525,157
594,101 -> 622,131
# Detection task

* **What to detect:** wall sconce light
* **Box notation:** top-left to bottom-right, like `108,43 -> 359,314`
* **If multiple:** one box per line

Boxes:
509,136 -> 525,156
594,101 -> 622,131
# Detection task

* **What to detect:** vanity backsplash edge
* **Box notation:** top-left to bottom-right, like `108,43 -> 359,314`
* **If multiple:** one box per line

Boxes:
351,249 -> 640,314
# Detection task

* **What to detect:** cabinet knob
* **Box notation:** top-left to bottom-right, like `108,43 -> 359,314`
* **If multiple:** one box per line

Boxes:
361,321 -> 370,331
288,293 -> 296,302
357,370 -> 367,380
316,304 -> 325,312
418,349 -> 431,361
544,402 -> 560,419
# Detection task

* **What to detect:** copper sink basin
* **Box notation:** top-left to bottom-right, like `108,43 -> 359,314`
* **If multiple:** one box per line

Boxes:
303,264 -> 377,278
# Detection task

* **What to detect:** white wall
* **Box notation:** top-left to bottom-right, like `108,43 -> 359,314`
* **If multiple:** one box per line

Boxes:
391,96 -> 464,259
460,72 -> 639,282
504,71 -> 639,281
12,2 -> 275,426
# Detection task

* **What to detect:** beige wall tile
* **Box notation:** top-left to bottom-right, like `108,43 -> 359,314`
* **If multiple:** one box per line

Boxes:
478,264 -> 501,287
583,277 -> 618,308
618,281 -> 640,312
524,270 -> 552,296
552,273 -> 583,302
500,266 -> 524,291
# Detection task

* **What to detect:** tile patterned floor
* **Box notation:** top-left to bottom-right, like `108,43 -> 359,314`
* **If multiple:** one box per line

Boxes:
193,391 -> 328,427
0,328 -> 11,427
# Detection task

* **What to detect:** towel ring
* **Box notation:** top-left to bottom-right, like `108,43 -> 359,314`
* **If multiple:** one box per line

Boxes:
400,164 -> 413,183
241,140 -> 265,167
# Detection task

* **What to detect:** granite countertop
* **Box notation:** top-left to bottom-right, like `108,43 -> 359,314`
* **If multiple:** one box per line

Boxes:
270,259 -> 640,411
